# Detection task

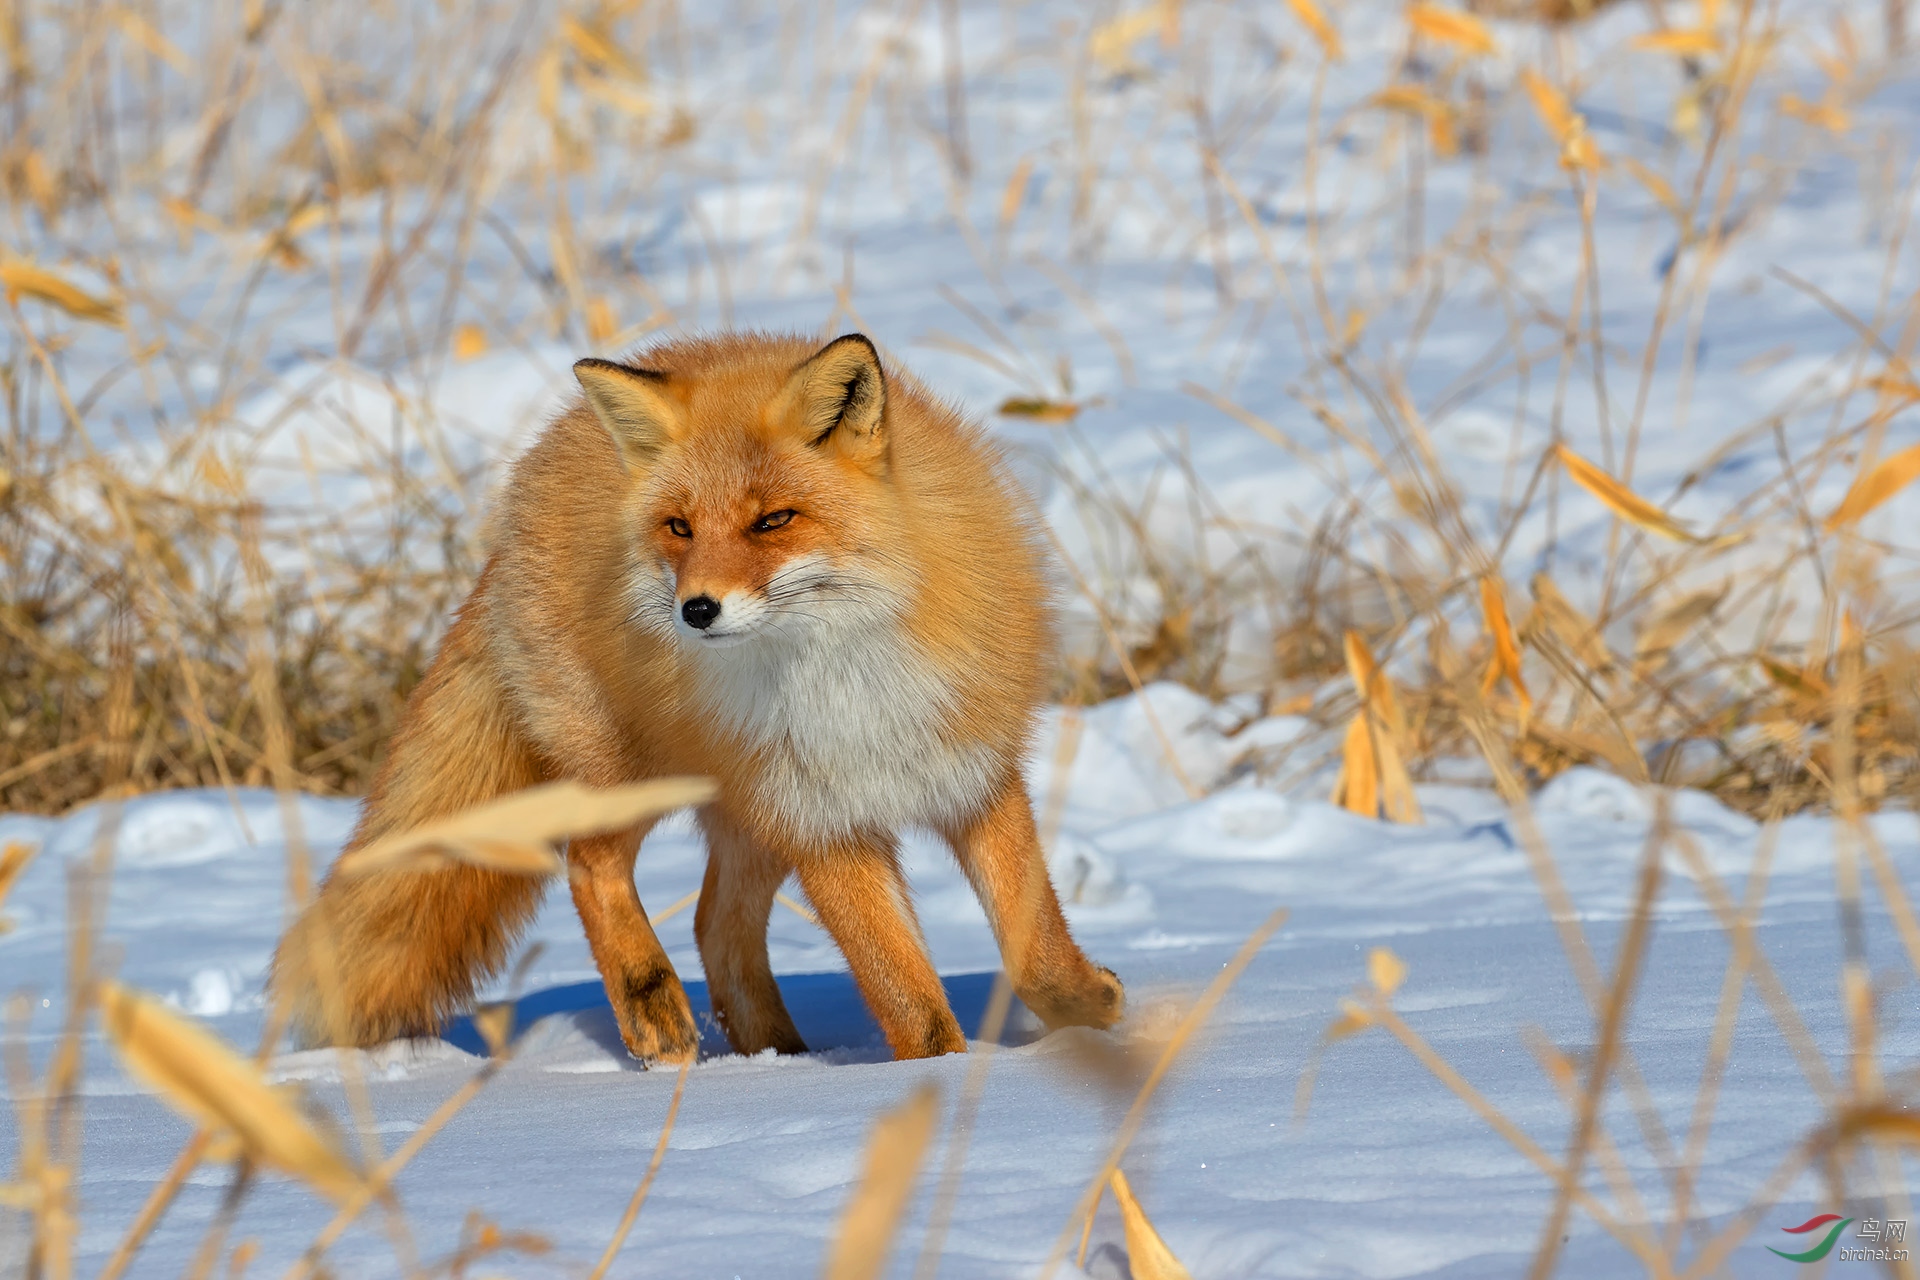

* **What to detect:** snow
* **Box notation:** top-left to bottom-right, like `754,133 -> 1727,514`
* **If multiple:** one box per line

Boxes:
3,699 -> 1913,1276
7,0 -> 1920,1271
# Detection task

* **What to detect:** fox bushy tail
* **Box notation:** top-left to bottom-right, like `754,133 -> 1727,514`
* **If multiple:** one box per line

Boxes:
270,595 -> 548,1047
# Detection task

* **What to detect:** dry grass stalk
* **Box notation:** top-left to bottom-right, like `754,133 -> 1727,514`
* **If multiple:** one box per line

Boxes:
912,713 -> 1087,1280
96,983 -> 363,1204
822,1082 -> 941,1280
283,1034 -> 523,1280
1326,984 -> 1679,1274
332,777 -> 718,878
1526,814 -> 1668,1279
1331,631 -> 1421,822
1104,1169 -> 1192,1280
1040,908 -> 1288,1279
0,841 -> 33,930
587,1057 -> 691,1280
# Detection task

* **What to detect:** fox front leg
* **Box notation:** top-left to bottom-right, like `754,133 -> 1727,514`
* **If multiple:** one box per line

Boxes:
694,810 -> 807,1056
568,826 -> 700,1065
790,836 -> 967,1061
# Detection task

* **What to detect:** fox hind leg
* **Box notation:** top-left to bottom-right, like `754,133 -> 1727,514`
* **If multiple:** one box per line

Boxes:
568,824 -> 700,1065
694,812 -> 806,1056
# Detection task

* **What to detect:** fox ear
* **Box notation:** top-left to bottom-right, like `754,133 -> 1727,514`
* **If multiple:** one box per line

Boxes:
781,334 -> 887,464
574,358 -> 680,468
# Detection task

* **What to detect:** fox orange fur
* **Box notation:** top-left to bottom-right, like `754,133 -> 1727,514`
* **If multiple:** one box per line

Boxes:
270,332 -> 1123,1063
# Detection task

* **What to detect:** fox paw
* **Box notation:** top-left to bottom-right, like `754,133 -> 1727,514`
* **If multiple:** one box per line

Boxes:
615,965 -> 700,1066
1026,964 -> 1125,1032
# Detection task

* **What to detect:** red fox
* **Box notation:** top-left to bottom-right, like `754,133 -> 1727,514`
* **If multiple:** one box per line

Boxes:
270,332 -> 1122,1063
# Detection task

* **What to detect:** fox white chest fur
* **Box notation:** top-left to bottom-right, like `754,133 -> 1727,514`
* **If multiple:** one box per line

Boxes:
684,600 -> 1000,842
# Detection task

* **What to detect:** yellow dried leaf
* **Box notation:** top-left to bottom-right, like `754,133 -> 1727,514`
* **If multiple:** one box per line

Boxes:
1839,1106 -> 1920,1145
160,197 -> 222,238
133,520 -> 191,589
1107,1169 -> 1193,1280
1635,582 -> 1727,660
0,260 -> 123,325
195,450 -> 244,497
1345,631 -> 1412,737
0,843 -> 36,922
576,71 -> 655,117
1286,0 -> 1344,60
452,324 -> 489,362
1556,444 -> 1698,542
1324,998 -> 1375,1042
1373,713 -> 1422,825
1529,574 -> 1613,670
586,297 -> 619,343
1479,576 -> 1530,712
472,1002 -> 515,1056
1632,27 -> 1721,55
21,150 -> 59,219
1344,629 -> 1379,697
334,777 -> 717,878
1780,93 -> 1850,132
1529,1033 -> 1578,1088
1373,84 -> 1453,121
1672,84 -> 1706,140
1865,374 -> 1920,402
1525,719 -> 1644,777
560,14 -> 646,81
98,983 -> 362,1202
113,7 -> 190,72
996,397 -> 1080,422
1090,8 -> 1163,69
1519,69 -> 1579,144
1559,126 -> 1603,172
998,155 -> 1036,234
1618,156 -> 1681,218
536,45 -> 564,125
1407,4 -> 1498,55
1368,947 -> 1408,997
1761,656 -> 1828,701
1825,441 -> 1920,531
1840,610 -> 1866,658
822,1083 -> 940,1280
1333,712 -> 1379,818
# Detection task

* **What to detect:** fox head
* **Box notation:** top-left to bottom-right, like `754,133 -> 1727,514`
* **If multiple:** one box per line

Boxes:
574,334 -> 905,650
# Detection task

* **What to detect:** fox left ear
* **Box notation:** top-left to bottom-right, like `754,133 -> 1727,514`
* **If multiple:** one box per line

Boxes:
780,334 -> 887,465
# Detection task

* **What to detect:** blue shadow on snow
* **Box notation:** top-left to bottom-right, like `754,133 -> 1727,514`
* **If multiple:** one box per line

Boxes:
442,970 -> 1034,1060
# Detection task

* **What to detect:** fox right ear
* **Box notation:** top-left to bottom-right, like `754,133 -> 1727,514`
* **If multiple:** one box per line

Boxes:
574,358 -> 680,468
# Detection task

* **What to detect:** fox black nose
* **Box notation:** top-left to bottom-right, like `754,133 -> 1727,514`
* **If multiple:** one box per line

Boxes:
681,596 -> 721,630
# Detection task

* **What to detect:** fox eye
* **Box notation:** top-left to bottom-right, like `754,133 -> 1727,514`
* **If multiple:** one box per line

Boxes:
667,517 -> 692,538
751,509 -> 797,533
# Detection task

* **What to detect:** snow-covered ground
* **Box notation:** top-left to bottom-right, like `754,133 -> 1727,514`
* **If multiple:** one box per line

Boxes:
2,685 -> 1914,1276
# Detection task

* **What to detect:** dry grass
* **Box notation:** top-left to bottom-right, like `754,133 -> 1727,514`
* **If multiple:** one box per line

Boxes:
4,0 -> 1920,1275
0,0 -> 1913,821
